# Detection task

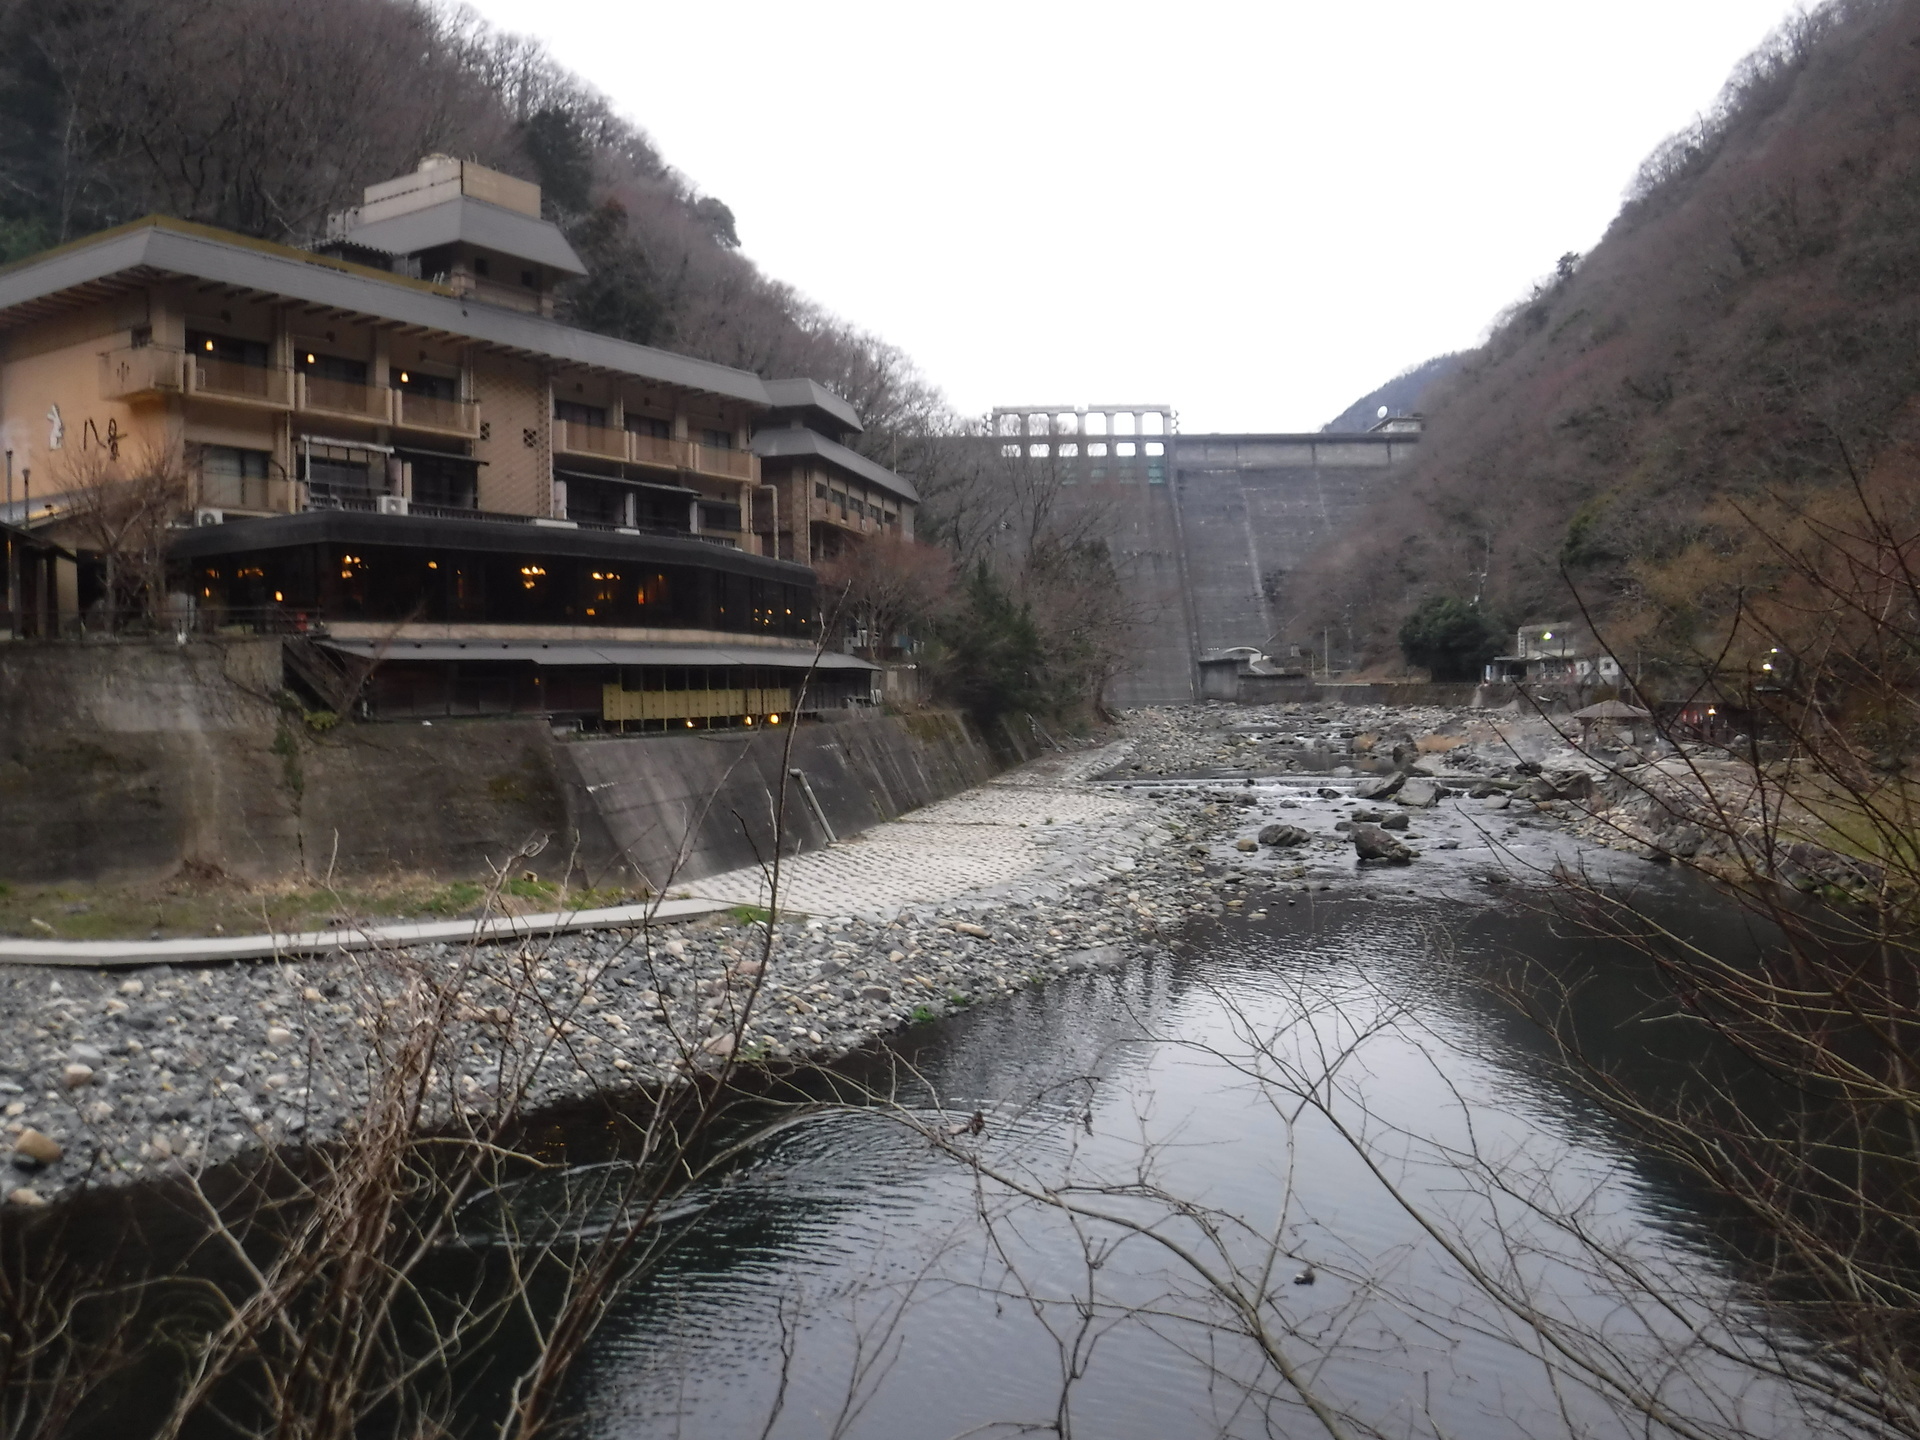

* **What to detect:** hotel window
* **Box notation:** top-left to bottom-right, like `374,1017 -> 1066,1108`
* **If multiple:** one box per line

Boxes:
700,427 -> 735,450
200,446 -> 273,510
393,368 -> 459,401
186,330 -> 268,368
554,399 -> 607,427
298,352 -> 368,385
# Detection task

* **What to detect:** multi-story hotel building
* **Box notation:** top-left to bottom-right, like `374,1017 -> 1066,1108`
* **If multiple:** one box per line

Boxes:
0,158 -> 918,727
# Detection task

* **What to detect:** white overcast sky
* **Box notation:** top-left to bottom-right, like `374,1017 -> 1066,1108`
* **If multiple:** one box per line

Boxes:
463,0 -> 1803,432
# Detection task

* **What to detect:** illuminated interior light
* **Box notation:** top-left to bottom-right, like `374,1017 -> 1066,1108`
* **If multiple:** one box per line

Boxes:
204,339 -> 214,351
427,561 -> 437,569
306,353 -> 315,363
273,591 -> 283,602
744,716 -> 753,725
685,719 -> 694,728
400,371 -> 410,383
769,714 -> 780,725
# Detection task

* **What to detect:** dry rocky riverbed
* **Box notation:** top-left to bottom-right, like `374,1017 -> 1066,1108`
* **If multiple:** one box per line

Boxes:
0,701 -> 1631,1205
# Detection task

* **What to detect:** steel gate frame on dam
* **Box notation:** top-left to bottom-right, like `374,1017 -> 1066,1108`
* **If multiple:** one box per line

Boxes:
990,405 -> 1423,707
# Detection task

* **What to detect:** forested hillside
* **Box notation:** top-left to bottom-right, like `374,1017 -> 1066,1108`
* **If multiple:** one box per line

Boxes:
1295,0 -> 1920,665
1321,352 -> 1461,433
0,0 -> 947,470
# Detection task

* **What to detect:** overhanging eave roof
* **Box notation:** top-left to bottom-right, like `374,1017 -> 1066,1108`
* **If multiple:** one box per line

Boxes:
319,638 -> 875,670
751,428 -> 919,505
0,218 -> 769,404
341,197 -> 587,276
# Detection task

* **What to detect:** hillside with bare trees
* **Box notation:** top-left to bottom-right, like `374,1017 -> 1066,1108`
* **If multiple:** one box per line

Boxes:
1295,0 -> 1920,668
0,0 -> 951,478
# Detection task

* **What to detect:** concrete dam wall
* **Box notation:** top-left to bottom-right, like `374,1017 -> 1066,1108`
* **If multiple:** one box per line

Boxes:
1049,432 -> 1421,709
0,639 -> 1013,890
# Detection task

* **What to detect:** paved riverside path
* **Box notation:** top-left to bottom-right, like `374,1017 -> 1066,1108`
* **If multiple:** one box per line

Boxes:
684,741 -> 1159,919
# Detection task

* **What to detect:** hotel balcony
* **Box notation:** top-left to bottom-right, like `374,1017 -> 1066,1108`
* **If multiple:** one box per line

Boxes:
99,344 -> 185,400
393,389 -> 479,439
690,444 -> 755,482
626,431 -> 689,472
554,418 -> 627,461
295,372 -> 390,424
188,355 -> 292,409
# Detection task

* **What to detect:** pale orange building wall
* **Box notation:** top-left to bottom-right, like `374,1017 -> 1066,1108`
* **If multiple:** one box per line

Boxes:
470,352 -> 551,516
0,295 -> 168,502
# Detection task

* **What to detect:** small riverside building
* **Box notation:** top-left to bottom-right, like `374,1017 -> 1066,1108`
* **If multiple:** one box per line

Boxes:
0,157 -> 915,726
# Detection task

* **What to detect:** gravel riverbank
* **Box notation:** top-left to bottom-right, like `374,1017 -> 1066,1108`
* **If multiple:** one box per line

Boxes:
2,701 -> 1620,1204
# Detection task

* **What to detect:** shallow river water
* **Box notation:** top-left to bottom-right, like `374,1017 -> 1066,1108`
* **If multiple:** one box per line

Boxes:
549,873 -> 1827,1440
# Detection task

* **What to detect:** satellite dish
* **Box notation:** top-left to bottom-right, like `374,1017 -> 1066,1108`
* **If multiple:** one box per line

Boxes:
1377,405 -> 1389,419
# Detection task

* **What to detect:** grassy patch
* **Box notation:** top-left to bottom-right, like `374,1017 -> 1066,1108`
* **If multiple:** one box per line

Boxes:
0,873 -> 653,941
728,904 -> 776,925
910,1004 -> 938,1023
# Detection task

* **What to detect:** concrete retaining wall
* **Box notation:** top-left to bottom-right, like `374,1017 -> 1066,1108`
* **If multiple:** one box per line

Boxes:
0,640 -> 1010,889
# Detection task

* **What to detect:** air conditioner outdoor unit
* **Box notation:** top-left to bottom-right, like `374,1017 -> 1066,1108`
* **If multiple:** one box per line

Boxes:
375,495 -> 410,516
194,508 -> 224,526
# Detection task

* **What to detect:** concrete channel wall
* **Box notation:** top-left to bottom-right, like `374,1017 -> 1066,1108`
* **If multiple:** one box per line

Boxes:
0,639 -> 1018,889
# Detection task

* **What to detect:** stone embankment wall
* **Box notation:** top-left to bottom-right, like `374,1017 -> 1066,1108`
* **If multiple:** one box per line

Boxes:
0,639 -> 1013,888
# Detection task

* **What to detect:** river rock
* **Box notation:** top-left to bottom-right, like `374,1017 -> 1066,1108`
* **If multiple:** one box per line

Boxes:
1396,778 -> 1441,808
11,1129 -> 62,1168
69,1043 -> 104,1066
1258,824 -> 1308,847
7,1186 -> 45,1207
1352,824 -> 1414,862
1354,773 -> 1406,801
1378,813 -> 1410,831
61,1063 -> 94,1089
858,985 -> 893,1002
1235,837 -> 1258,852
1062,945 -> 1124,974
1658,822 -> 1708,858
1546,770 -> 1594,800
1316,787 -> 1341,799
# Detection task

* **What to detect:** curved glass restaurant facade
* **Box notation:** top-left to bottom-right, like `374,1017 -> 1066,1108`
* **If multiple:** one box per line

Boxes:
172,510 -> 814,635
169,511 -> 875,727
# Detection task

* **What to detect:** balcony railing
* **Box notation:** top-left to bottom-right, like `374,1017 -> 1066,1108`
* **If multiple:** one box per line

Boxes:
394,390 -> 479,438
189,356 -> 292,408
691,444 -> 755,482
554,418 -> 626,459
626,432 -> 689,470
99,345 -> 185,400
297,373 -> 390,422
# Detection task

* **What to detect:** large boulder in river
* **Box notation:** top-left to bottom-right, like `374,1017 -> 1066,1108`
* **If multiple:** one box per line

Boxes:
1258,823 -> 1309,847
1352,823 -> 1413,862
1396,778 -> 1442,808
1526,770 -> 1595,802
1354,773 -> 1406,801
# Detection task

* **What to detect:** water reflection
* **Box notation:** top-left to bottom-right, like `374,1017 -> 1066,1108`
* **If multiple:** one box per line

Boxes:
563,888 -> 1833,1439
